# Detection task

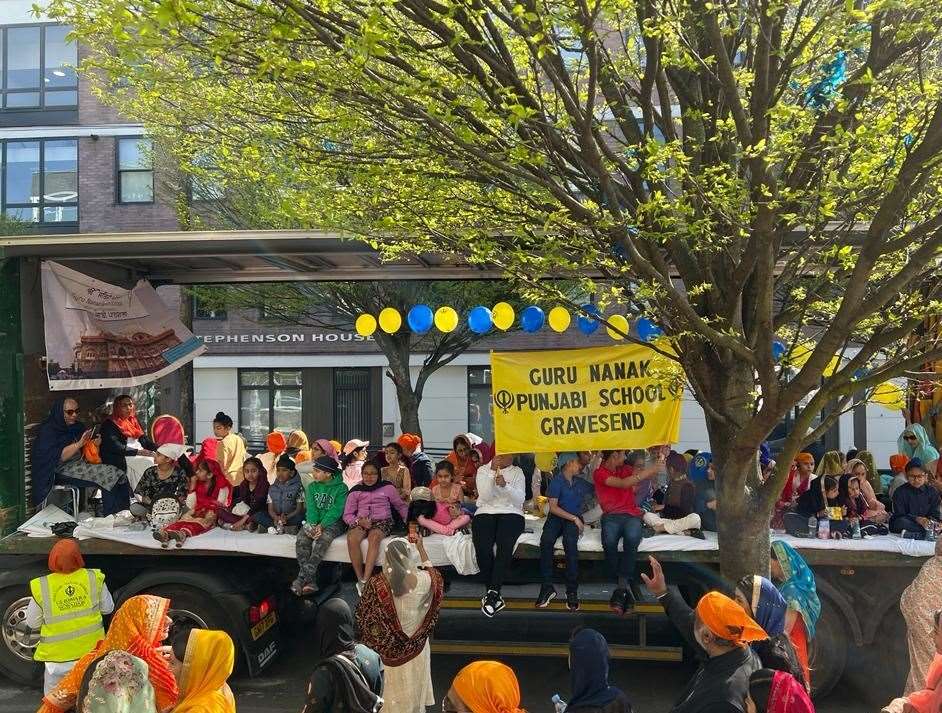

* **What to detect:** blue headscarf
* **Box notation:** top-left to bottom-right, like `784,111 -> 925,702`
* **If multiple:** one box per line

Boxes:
567,628 -> 623,708
689,452 -> 712,481
31,399 -> 85,505
738,575 -> 787,636
898,424 -> 940,465
771,540 -> 821,638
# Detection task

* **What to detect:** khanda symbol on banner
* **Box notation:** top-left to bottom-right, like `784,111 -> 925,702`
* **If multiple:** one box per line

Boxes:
494,390 -> 515,414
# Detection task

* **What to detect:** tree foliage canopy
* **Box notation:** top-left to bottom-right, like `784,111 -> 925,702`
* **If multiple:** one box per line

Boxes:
51,0 -> 942,574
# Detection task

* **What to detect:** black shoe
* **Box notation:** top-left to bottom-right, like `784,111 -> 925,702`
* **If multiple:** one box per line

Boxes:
535,584 -> 557,608
482,589 -> 505,617
687,528 -> 706,540
609,587 -> 627,615
566,589 -> 580,612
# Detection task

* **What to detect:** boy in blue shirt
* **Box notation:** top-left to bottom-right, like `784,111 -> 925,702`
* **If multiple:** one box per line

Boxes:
536,452 -> 594,611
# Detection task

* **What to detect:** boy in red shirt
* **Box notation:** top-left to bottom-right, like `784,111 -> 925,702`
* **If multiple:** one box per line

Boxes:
594,449 -> 663,614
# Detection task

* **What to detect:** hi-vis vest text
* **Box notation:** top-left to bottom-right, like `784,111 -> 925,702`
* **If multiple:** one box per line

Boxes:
29,568 -> 105,662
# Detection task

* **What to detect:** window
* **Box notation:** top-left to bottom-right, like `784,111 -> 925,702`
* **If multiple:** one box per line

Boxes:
238,369 -> 302,450
192,296 -> 226,321
2,24 -> 78,110
468,366 -> 493,443
117,137 -> 154,203
2,138 -> 77,223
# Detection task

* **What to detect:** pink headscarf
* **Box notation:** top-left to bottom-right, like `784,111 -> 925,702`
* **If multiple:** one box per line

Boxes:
315,438 -> 338,460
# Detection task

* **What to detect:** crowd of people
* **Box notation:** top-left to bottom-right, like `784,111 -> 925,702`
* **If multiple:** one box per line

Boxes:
28,396 -> 942,712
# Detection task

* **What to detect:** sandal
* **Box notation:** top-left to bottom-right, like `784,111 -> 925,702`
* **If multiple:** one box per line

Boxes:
290,580 -> 304,597
301,584 -> 317,596
153,530 -> 170,549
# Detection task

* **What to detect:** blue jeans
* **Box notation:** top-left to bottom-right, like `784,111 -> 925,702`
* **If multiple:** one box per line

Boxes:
539,514 -> 580,591
254,511 -> 304,529
601,513 -> 643,583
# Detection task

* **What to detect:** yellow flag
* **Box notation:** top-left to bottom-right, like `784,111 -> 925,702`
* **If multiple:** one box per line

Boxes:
491,344 -> 683,453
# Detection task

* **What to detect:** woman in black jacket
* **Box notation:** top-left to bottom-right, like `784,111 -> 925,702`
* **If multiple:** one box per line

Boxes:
97,394 -> 156,514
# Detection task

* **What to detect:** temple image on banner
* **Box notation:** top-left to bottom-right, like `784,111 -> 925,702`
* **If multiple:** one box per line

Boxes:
49,329 -> 184,381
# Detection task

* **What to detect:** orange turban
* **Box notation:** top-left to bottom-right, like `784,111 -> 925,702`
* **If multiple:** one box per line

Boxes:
48,538 -> 84,574
695,591 -> 768,645
795,452 -> 815,466
890,453 -> 909,474
452,661 -> 526,713
329,440 -> 342,455
398,433 -> 421,451
266,432 -> 287,455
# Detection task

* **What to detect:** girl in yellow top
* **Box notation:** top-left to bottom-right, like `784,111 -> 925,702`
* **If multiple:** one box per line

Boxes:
213,412 -> 247,487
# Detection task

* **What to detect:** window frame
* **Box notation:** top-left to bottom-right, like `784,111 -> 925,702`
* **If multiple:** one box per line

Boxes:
467,365 -> 493,443
1,137 -> 78,225
115,136 -> 155,205
0,22 -> 78,112
236,368 -> 303,448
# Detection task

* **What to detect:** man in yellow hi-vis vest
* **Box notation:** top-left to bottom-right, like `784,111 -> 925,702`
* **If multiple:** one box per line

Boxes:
26,538 -> 114,694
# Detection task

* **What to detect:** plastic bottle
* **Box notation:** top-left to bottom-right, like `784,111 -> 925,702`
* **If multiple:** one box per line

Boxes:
852,520 -> 862,539
817,518 -> 830,540
807,515 -> 817,537
552,694 -> 567,713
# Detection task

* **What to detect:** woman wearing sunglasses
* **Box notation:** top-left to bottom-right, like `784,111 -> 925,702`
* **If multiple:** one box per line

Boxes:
898,422 -> 940,478
31,397 -> 128,515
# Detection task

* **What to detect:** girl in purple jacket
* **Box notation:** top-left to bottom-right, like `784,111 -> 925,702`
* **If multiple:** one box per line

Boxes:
344,460 -> 408,593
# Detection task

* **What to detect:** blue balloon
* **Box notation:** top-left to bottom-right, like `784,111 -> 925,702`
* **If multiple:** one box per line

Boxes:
407,304 -> 434,334
772,340 -> 787,362
852,368 -> 868,380
521,306 -> 545,333
577,304 -> 600,335
467,306 -> 493,335
636,317 -> 663,342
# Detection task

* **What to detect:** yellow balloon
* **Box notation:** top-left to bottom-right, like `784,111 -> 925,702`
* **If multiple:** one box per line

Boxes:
606,314 -> 629,340
785,341 -> 814,369
547,306 -> 571,333
434,306 -> 459,333
378,307 -> 402,334
822,355 -> 841,377
492,302 -> 515,331
355,314 -> 377,337
872,382 -> 906,411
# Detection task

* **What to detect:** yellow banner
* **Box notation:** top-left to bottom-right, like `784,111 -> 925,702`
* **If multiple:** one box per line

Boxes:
491,344 -> 683,453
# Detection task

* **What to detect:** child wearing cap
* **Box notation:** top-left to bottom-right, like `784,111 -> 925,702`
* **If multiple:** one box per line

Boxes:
341,439 -> 370,489
130,443 -> 189,524
254,455 -> 305,533
293,456 -> 348,596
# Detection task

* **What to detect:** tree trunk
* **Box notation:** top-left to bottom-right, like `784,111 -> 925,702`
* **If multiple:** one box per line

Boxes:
396,384 -> 421,435
694,353 -> 776,581
381,337 -> 423,437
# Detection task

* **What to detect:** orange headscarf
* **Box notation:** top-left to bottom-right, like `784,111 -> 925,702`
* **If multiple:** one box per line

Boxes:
38,595 -> 178,713
452,660 -> 526,713
890,453 -> 909,474
695,591 -> 768,646
398,433 -> 421,451
795,452 -> 815,466
174,629 -> 236,713
266,431 -> 287,455
48,538 -> 83,575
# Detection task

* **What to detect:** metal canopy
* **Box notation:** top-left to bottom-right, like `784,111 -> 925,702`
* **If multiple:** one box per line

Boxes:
0,229 -> 502,283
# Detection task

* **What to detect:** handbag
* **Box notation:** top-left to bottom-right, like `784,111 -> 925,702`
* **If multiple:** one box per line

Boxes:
82,440 -> 101,464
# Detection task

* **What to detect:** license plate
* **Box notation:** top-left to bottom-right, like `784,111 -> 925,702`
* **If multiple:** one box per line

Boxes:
251,612 -> 277,640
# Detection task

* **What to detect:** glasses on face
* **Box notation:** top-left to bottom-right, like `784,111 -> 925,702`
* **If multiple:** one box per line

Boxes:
905,434 -> 918,441
63,409 -> 78,415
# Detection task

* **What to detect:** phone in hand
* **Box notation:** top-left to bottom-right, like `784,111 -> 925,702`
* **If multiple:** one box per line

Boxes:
408,522 -> 418,544
90,424 -> 100,438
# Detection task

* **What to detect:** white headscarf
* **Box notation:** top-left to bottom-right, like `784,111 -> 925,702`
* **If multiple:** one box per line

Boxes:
384,538 -> 432,609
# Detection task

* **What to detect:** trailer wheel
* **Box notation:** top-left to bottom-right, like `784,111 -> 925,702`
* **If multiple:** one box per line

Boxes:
142,585 -> 243,673
0,586 -> 42,686
809,594 -> 847,698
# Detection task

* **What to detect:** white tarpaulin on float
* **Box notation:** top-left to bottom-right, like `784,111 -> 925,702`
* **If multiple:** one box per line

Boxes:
41,261 -> 205,390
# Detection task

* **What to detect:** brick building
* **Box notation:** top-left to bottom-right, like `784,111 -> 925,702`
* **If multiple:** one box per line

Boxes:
1,3 -> 904,463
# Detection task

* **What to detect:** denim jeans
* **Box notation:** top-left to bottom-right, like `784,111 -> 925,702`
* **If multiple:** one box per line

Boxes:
253,510 -> 304,529
600,513 -> 643,583
58,475 -> 130,516
539,514 -> 580,591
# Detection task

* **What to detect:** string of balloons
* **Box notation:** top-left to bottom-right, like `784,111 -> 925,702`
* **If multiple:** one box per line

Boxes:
354,302 -> 665,341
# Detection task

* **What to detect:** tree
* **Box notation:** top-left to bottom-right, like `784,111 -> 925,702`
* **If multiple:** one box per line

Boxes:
53,0 -> 942,579
194,280 -> 535,435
